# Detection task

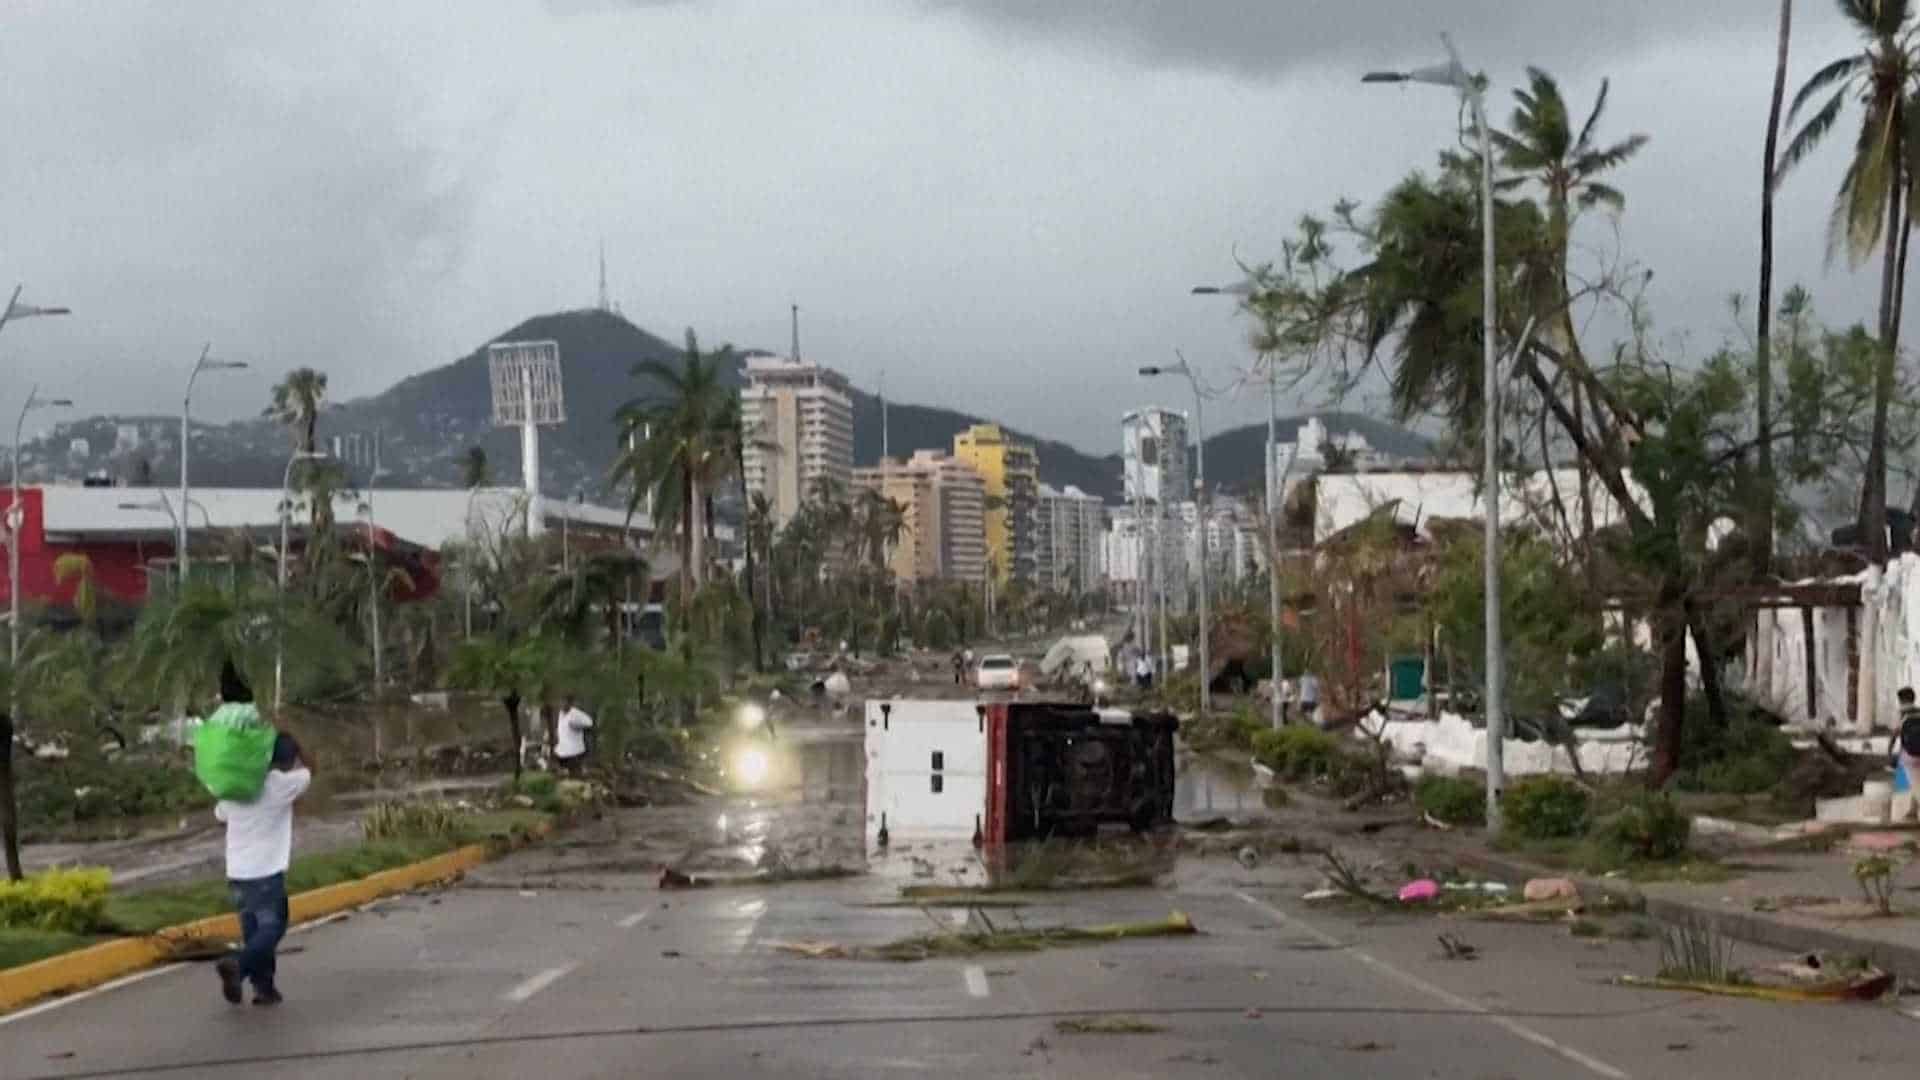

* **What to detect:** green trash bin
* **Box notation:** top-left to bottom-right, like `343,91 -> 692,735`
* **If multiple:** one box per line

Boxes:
1388,657 -> 1426,701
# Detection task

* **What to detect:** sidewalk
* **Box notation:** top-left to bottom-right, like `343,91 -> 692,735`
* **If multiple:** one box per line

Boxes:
1450,836 -> 1920,984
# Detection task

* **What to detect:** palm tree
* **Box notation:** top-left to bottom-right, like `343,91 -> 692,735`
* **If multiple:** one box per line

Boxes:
1493,67 -> 1648,556
1778,0 -> 1920,559
265,368 -> 334,536
1756,0 -> 1795,575
613,331 -> 736,606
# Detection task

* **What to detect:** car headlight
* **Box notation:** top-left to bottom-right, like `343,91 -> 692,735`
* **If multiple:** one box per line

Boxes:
734,746 -> 771,788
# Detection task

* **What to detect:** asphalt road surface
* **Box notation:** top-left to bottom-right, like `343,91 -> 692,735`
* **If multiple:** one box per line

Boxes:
8,796 -> 1920,1078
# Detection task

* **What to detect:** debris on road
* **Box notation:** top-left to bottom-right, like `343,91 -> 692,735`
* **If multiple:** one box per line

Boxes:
1302,887 -> 1341,902
1436,933 -> 1478,960
1397,879 -> 1440,903
1053,1016 -> 1165,1035
1523,877 -> 1578,902
769,911 -> 1199,962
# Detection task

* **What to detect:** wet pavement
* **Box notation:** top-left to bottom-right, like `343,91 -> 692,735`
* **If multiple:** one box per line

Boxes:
13,720 -> 1920,1078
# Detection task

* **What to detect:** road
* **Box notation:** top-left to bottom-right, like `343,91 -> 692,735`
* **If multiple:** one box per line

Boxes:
7,791 -> 1918,1078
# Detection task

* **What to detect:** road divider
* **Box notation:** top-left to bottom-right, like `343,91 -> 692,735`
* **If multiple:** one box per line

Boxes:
0,818 -> 555,1016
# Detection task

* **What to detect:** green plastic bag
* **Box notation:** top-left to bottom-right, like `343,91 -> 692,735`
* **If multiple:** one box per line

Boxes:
192,702 -> 277,802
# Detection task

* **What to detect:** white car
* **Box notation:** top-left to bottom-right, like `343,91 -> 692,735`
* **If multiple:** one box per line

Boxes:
976,654 -> 1021,692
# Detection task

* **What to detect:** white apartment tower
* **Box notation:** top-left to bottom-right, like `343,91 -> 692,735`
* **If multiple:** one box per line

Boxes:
1121,408 -> 1191,505
741,354 -> 855,529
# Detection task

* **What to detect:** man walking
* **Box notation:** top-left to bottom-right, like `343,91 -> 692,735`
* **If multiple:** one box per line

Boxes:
1299,671 -> 1322,727
554,692 -> 595,775
215,731 -> 311,1006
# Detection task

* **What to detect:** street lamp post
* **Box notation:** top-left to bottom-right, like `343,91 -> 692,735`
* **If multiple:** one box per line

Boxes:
1141,356 -> 1212,717
181,347 -> 247,589
11,386 -> 74,709
275,450 -> 328,710
1193,280 -> 1295,729
1366,33 -> 1506,830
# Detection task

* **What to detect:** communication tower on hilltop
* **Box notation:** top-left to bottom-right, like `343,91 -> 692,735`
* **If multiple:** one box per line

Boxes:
488,340 -> 566,535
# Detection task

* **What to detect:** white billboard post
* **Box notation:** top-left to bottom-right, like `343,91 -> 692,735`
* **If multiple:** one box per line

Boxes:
488,340 -> 565,536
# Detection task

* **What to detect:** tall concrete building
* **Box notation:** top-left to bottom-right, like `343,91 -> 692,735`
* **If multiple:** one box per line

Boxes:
1121,408 -> 1191,505
853,450 -> 986,586
740,355 -> 854,529
1036,484 -> 1105,595
953,423 -> 1038,584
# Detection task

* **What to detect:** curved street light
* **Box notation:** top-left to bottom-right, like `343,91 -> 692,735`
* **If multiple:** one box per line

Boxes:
1365,32 -> 1506,831
181,347 -> 247,586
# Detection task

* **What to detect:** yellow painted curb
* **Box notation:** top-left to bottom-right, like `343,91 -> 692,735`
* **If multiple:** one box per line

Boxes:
0,824 -> 545,1015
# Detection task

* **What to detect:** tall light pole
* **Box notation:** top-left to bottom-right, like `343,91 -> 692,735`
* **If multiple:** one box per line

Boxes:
275,449 -> 329,710
181,347 -> 247,589
1366,33 -> 1505,830
359,444 -> 390,704
1141,356 -> 1212,717
1193,280 -> 1294,729
11,386 -> 73,686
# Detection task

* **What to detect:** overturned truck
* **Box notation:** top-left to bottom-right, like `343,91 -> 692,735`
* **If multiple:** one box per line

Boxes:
864,700 -> 1178,847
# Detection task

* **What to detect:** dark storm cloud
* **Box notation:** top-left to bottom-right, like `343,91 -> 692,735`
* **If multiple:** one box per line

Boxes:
0,3 -> 489,418
927,0 -> 1771,79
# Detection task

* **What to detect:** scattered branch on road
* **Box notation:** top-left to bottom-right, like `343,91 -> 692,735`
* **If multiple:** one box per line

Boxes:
768,910 -> 1199,962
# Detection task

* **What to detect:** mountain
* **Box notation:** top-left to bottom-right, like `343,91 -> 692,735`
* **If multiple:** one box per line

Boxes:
21,308 -> 1428,509
851,395 -> 1126,501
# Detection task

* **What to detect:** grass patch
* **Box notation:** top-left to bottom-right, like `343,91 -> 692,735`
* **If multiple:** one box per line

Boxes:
1415,775 -> 1486,827
1493,833 -> 1731,884
1054,1015 -> 1165,1035
103,810 -> 553,936
0,927 -> 104,968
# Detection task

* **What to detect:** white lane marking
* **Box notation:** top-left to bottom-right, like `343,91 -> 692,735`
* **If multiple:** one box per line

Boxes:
963,965 -> 991,999
0,908 -> 356,1026
735,899 -> 767,917
1234,892 -> 1630,1080
617,910 -> 650,929
502,963 -> 577,1004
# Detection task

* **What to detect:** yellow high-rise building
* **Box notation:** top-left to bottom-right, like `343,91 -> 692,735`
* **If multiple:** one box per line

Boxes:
953,423 -> 1039,584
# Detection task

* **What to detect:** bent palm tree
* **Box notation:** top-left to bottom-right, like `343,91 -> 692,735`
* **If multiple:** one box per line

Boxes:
1494,67 -> 1648,561
1777,0 -> 1920,558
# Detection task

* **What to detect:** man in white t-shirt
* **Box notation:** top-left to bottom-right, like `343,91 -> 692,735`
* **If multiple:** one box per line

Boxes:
214,732 -> 311,1006
554,694 -> 594,775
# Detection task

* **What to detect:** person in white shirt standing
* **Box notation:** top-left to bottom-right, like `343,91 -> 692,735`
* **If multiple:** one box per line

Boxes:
554,693 -> 594,775
214,731 -> 311,1006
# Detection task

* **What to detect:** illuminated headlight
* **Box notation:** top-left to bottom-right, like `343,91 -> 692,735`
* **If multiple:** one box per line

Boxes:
737,704 -> 767,731
1093,679 -> 1109,696
734,746 -> 771,787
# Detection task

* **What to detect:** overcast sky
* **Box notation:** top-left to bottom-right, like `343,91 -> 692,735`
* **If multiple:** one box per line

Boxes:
0,0 -> 1881,453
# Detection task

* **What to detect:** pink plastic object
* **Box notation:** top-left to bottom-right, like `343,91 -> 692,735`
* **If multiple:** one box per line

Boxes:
1397,879 -> 1440,903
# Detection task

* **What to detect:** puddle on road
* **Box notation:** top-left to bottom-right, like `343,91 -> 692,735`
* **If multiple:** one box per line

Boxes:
1175,755 -> 1267,818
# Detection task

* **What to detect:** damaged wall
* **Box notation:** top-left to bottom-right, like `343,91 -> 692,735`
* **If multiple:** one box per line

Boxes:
1745,557 -> 1920,735
1367,711 -> 1644,777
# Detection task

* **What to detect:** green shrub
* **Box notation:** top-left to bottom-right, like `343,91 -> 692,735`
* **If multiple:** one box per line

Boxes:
18,755 -> 206,835
1252,727 -> 1344,780
361,801 -> 465,844
1416,775 -> 1487,826
0,868 -> 111,933
1591,793 -> 1690,862
1501,776 -> 1590,840
1675,697 -> 1796,795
